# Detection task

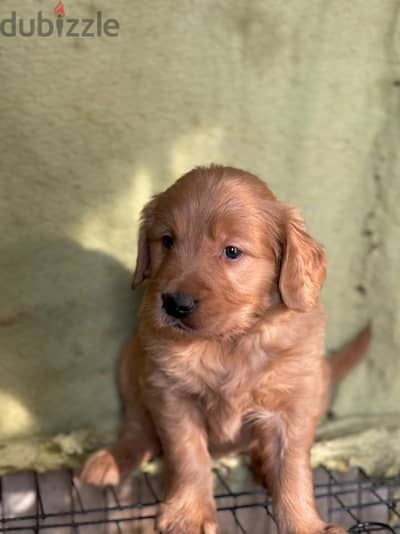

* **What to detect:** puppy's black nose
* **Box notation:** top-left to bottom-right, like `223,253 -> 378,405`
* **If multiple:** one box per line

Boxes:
162,292 -> 197,319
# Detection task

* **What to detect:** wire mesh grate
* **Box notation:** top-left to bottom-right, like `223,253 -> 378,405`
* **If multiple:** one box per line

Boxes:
0,463 -> 399,532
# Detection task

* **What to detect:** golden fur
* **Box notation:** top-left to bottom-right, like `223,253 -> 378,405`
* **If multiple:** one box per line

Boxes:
81,166 -> 370,534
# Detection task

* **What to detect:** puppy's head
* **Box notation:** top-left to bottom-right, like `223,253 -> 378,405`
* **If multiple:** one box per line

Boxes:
132,166 -> 326,338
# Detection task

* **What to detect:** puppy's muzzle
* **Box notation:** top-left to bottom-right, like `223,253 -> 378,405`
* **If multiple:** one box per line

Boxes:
162,292 -> 197,320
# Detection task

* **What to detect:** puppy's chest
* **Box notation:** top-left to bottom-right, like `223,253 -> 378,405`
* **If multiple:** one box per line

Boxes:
149,335 -> 273,443
152,342 -> 251,439
156,333 -> 269,389
200,391 -> 246,446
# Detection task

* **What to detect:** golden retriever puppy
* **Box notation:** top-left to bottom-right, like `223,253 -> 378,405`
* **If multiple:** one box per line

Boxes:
81,165 -> 370,534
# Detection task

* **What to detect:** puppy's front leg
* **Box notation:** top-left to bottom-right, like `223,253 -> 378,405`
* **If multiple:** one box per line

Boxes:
152,396 -> 217,534
251,414 -> 346,534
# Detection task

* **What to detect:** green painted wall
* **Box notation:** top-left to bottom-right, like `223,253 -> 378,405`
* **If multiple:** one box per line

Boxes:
0,0 -> 399,472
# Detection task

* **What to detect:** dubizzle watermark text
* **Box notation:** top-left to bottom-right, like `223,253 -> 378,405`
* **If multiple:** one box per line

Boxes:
0,2 -> 120,37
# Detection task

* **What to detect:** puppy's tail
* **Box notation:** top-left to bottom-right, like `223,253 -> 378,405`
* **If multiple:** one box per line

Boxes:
329,324 -> 372,384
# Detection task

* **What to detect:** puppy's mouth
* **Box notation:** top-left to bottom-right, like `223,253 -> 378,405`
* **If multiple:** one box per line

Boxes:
162,313 -> 194,332
172,319 -> 191,331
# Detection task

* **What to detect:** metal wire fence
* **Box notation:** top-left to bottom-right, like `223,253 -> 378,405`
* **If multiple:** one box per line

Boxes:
0,463 -> 399,532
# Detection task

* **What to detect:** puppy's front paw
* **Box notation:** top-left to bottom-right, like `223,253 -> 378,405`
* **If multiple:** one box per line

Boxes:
157,500 -> 218,534
80,449 -> 120,486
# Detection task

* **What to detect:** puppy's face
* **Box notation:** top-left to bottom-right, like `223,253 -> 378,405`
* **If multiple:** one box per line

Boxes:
133,166 -> 326,338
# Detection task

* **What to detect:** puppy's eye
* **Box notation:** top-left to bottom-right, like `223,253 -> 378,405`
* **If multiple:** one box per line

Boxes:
223,246 -> 242,260
161,235 -> 174,250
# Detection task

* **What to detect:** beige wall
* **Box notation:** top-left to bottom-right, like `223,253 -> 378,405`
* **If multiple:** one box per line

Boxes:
0,0 -> 399,470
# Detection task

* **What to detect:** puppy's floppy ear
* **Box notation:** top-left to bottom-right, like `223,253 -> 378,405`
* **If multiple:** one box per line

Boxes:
278,206 -> 326,312
131,197 -> 158,289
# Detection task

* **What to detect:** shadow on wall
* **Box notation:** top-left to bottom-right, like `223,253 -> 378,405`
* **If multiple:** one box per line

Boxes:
0,237 -> 142,440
